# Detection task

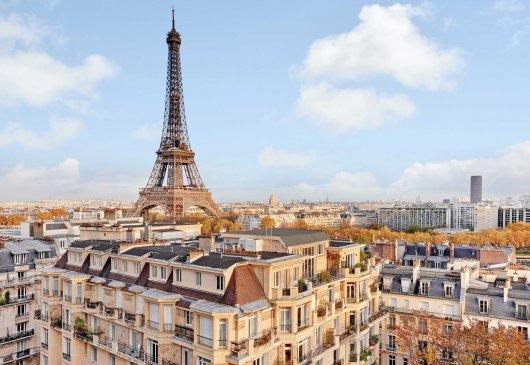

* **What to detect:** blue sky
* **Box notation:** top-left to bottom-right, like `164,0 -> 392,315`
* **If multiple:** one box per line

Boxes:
1,0 -> 530,203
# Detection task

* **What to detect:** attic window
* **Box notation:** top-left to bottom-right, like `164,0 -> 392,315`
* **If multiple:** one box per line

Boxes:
420,281 -> 429,295
14,254 -> 27,265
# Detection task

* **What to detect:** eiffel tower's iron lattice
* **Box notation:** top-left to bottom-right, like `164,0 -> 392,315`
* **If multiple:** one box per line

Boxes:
135,11 -> 221,221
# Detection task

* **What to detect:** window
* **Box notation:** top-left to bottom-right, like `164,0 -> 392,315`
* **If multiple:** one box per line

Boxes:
17,304 -> 26,317
199,316 -> 213,347
403,358 -> 408,365
112,259 -> 118,270
147,339 -> 158,363
219,319 -> 227,348
175,269 -> 182,282
388,315 -> 396,329
64,337 -> 71,356
274,271 -> 281,287
249,315 -> 258,338
110,355 -> 116,365
195,272 -> 202,286
216,276 -> 224,290
479,299 -> 489,314
123,261 -> 128,272
420,281 -> 429,295
160,267 -> 167,280
435,261 -> 442,269
14,254 -> 27,265
185,310 -> 193,326
43,328 -> 48,345
317,244 -> 323,255
388,335 -> 396,350
135,262 -> 140,274
253,356 -> 264,365
389,355 -> 396,365
198,358 -> 211,365
517,304 -> 528,319
91,346 -> 97,361
445,285 -> 454,298
280,309 -> 291,333
151,265 -> 158,278
42,355 -> 48,365
518,326 -> 528,340
419,320 -> 428,334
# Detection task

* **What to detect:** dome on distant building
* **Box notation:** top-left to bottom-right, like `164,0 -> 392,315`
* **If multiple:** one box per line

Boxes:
268,193 -> 278,206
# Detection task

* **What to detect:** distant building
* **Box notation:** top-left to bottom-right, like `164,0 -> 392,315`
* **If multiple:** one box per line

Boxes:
377,205 -> 451,231
471,175 -> 483,203
20,220 -> 80,254
268,192 -> 278,206
451,203 -> 497,231
498,206 -> 530,228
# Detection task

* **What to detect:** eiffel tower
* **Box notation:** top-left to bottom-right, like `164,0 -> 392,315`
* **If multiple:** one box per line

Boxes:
135,11 -> 221,221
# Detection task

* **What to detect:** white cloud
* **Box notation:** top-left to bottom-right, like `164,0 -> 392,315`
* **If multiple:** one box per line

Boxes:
0,52 -> 116,107
258,146 -> 314,167
389,140 -> 530,199
495,0 -> 525,12
0,116 -> 82,149
0,15 -> 117,108
299,3 -> 464,91
294,171 -> 381,201
3,157 -> 79,188
133,123 -> 161,141
296,82 -> 415,132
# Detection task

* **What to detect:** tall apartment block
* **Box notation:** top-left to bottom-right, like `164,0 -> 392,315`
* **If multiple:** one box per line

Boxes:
470,176 -> 482,203
35,229 -> 386,365
377,206 -> 451,231
0,238 -> 59,364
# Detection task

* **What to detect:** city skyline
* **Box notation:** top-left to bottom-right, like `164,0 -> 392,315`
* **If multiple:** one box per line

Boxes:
2,1 -> 530,203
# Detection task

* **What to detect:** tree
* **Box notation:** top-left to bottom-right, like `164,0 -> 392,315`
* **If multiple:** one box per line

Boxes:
488,324 -> 530,365
260,216 -> 276,229
293,219 -> 308,229
35,212 -> 54,220
406,224 -> 422,234
49,208 -> 68,219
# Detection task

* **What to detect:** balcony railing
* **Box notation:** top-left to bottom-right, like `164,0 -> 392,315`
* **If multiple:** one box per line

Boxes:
145,353 -> 158,365
174,325 -> 193,342
41,342 -> 48,349
17,349 -> 30,358
147,320 -> 159,331
198,335 -> 213,347
98,334 -> 113,348
74,330 -> 93,343
297,318 -> 310,330
43,289 -> 49,295
383,305 -> 461,321
85,299 -> 98,309
279,324 -> 291,333
254,330 -> 272,347
0,329 -> 34,344
64,295 -> 72,302
230,340 -> 248,357
163,323 -> 173,333
62,352 -> 71,361
75,297 -> 82,304
62,322 -> 72,331
118,342 -> 144,360
15,312 -> 29,319
219,339 -> 227,348
52,290 -> 62,297
162,359 -> 179,365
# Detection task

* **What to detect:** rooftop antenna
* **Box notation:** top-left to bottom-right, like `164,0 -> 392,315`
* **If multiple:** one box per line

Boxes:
171,6 -> 175,30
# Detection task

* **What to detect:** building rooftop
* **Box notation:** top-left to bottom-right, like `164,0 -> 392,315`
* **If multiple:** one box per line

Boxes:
224,228 -> 329,247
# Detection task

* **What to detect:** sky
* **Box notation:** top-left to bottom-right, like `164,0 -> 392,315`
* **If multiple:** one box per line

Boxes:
1,0 -> 530,203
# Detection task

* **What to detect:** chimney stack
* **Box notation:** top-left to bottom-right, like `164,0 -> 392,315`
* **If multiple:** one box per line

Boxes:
426,242 -> 431,260
503,278 -> 511,303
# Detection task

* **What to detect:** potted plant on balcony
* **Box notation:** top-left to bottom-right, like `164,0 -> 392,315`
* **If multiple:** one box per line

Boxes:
5,290 -> 10,303
324,329 -> 335,348
317,304 -> 327,317
298,279 -> 307,293
369,335 -> 379,346
320,271 -> 331,283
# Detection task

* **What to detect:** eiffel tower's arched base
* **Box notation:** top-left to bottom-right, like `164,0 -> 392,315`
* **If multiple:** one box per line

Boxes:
135,187 -> 222,222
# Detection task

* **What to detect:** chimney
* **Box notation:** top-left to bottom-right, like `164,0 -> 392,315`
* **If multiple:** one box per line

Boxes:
393,239 -> 398,261
412,258 -> 420,286
450,243 -> 455,262
426,242 -> 431,260
187,249 -> 207,263
503,278 -> 511,303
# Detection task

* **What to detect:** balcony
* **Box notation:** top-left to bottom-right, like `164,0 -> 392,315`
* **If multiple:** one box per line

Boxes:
43,289 -> 49,295
147,320 -> 159,331
75,296 -> 82,304
118,341 -> 144,361
219,338 -> 228,348
335,299 -> 344,311
85,299 -> 98,310
198,335 -> 213,347
41,342 -> 48,349
230,340 -> 248,358
62,322 -> 72,331
163,323 -> 173,333
279,324 -> 291,333
52,290 -> 62,297
297,318 -> 311,331
253,329 -> 272,348
50,317 -> 62,330
0,276 -> 33,288
74,329 -> 94,343
162,359 -> 179,365
174,325 -> 193,342
383,305 -> 461,321
98,334 -> 113,348
17,349 -> 30,358
103,307 -> 116,317
0,329 -> 34,344
64,295 -> 72,302
124,311 -> 137,326
145,353 -> 158,365
62,352 -> 71,361
15,312 -> 29,320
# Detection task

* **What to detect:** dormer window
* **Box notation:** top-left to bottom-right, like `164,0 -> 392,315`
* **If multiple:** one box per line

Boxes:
151,265 -> 158,278
14,254 -> 27,265
160,267 -> 167,280
517,304 -> 528,320
479,299 -> 489,314
444,284 -> 454,298
420,281 -> 429,295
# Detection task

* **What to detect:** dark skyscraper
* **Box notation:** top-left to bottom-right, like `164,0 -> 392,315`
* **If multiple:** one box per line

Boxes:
470,175 -> 482,203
